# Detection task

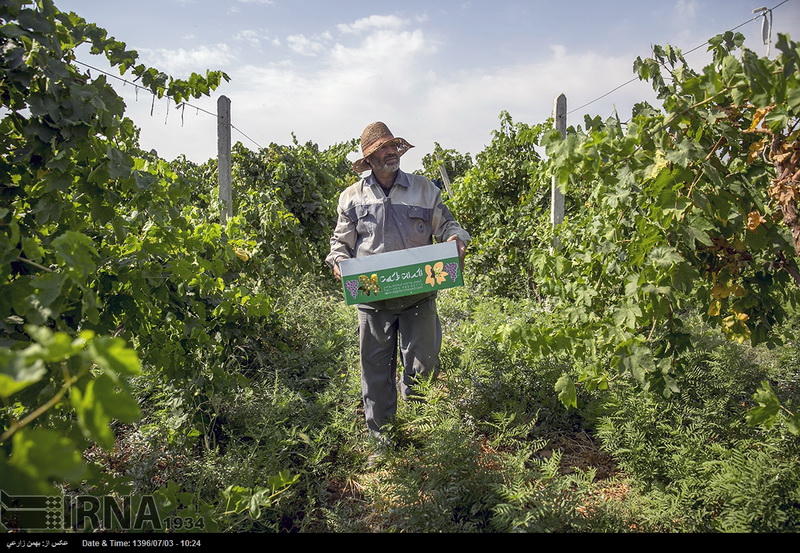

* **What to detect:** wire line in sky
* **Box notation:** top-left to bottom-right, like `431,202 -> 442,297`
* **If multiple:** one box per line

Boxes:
565,0 -> 794,117
71,0 -> 794,153
72,59 -> 264,150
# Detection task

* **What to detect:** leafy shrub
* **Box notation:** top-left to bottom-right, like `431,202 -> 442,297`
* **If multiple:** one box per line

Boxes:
448,112 -> 552,298
594,317 -> 800,532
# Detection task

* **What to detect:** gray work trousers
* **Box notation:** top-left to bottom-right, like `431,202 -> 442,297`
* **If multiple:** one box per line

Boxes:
358,296 -> 442,434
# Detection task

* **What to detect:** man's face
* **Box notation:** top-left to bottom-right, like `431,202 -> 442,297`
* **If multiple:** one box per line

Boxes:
367,142 -> 400,173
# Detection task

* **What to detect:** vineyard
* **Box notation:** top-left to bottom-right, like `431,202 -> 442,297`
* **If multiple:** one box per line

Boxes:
2,0 -> 800,533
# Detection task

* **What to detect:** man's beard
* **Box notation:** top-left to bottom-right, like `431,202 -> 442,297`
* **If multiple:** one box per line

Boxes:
371,157 -> 400,173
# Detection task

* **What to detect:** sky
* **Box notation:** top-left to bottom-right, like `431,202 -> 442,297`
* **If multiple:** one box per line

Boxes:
54,0 -> 800,171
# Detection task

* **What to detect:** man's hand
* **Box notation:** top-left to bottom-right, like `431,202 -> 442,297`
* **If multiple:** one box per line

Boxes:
333,257 -> 343,281
446,235 -> 466,267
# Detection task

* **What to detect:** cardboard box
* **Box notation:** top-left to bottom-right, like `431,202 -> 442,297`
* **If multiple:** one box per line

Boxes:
339,242 -> 463,305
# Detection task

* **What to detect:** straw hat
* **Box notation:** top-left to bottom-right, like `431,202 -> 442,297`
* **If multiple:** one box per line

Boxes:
352,122 -> 414,173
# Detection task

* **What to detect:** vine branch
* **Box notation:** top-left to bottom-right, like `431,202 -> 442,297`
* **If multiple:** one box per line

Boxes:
16,256 -> 55,273
0,364 -> 87,444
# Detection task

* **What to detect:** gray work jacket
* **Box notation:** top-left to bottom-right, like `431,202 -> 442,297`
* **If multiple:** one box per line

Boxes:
326,170 -> 470,266
326,170 -> 470,309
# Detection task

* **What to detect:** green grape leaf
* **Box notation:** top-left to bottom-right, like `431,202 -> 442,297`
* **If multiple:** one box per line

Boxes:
9,428 -> 85,483
70,373 -> 138,450
787,412 -> 800,436
555,374 -> 577,409
88,336 -> 141,381
0,349 -> 47,399
30,272 -> 67,308
51,230 -> 98,279
648,246 -> 684,267
746,380 -> 781,428
93,373 -> 140,423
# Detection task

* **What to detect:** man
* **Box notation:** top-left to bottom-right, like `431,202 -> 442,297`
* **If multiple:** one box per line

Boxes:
326,122 -> 471,441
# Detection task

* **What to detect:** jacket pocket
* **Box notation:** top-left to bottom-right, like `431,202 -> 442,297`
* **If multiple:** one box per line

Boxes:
407,206 -> 432,247
354,204 -> 378,235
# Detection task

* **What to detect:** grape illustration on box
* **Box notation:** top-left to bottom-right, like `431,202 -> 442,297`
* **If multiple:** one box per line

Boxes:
358,274 -> 381,296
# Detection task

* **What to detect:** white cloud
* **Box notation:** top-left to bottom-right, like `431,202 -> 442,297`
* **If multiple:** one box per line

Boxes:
235,30 -> 261,47
215,19 -> 439,160
675,0 -> 698,21
287,34 -> 327,56
430,47 -> 640,120
123,15 -> 659,172
138,44 -> 237,77
337,15 -> 407,35
329,28 -> 434,69
411,45 -> 659,166
234,29 -> 280,48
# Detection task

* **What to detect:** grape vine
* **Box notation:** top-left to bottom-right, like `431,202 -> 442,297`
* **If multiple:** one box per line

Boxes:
499,31 -> 800,433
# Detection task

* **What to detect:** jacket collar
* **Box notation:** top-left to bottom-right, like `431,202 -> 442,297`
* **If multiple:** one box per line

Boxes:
365,169 -> 411,190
